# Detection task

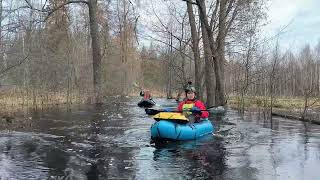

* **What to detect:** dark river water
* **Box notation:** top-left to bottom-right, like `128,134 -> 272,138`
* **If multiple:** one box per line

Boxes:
0,97 -> 319,180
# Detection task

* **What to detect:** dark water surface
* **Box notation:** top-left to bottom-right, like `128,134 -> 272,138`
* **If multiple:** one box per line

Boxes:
0,97 -> 319,180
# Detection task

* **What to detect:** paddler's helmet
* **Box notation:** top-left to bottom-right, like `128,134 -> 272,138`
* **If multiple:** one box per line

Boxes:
184,81 -> 196,93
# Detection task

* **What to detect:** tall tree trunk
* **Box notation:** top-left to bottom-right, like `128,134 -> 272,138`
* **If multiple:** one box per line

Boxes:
197,0 -> 227,106
22,36 -> 27,105
215,0 -> 227,106
198,3 -> 215,106
302,91 -> 308,120
197,0 -> 215,106
88,0 -> 102,104
67,45 -> 71,106
28,7 -> 34,107
186,2 -> 202,100
167,32 -> 173,99
269,75 -> 273,120
121,0 -> 128,95
0,0 -> 3,67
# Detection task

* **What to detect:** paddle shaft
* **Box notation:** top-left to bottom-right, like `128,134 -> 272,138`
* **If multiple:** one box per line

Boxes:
161,109 -> 209,113
166,105 -> 220,112
145,105 -> 222,115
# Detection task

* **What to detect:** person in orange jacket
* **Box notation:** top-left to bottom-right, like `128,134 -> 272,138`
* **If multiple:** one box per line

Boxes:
177,84 -> 209,122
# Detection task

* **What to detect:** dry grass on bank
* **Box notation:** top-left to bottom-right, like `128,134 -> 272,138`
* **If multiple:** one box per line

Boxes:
0,87 -> 170,114
227,96 -> 320,110
128,89 -> 170,98
0,88 -> 94,112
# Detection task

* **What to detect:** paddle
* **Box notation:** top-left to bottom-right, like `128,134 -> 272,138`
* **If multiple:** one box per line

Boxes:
145,106 -> 219,116
149,98 -> 156,104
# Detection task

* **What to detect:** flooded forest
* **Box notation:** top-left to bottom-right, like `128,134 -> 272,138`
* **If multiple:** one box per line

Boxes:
0,0 -> 319,179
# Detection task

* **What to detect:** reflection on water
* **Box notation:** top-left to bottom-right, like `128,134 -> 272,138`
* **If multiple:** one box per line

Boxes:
0,97 -> 319,179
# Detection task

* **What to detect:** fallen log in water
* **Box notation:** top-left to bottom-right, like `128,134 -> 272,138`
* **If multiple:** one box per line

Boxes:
272,112 -> 320,125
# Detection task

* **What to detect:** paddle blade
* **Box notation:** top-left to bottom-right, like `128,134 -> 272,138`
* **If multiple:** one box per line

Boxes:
145,108 -> 160,115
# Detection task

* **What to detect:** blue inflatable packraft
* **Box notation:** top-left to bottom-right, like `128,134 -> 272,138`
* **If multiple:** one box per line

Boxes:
151,119 -> 214,141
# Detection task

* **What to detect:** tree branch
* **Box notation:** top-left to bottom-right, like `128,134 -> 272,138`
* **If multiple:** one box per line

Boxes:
0,55 -> 30,78
24,0 -> 88,22
151,10 -> 191,49
226,0 -> 239,34
181,0 -> 198,5
143,34 -> 193,60
209,0 -> 219,29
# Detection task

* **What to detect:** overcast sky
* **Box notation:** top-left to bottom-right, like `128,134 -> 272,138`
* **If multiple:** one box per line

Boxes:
263,0 -> 320,52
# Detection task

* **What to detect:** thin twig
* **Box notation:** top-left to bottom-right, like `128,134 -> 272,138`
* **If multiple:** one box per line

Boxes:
0,55 -> 30,78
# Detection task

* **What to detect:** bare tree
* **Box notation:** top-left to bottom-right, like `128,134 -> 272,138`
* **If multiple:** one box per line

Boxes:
268,42 -> 281,120
182,0 -> 267,106
0,0 -> 3,70
186,1 -> 202,99
298,45 -> 320,120
87,0 -> 102,103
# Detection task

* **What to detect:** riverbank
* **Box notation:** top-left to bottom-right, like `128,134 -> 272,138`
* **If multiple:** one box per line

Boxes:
1,92 -> 320,127
228,96 -> 320,125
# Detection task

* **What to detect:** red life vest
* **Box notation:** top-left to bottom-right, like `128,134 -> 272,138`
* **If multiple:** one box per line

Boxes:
177,99 -> 209,118
143,90 -> 151,100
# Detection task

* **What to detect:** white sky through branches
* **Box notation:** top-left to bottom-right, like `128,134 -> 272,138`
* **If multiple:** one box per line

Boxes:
261,0 -> 319,51
137,0 -> 320,52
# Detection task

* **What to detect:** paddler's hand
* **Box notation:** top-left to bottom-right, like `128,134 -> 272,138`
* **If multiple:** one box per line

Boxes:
190,107 -> 202,115
163,108 -> 172,112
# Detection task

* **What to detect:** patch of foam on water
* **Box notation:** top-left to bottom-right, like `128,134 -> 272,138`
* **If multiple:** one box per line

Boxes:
35,132 -> 64,139
117,113 -> 123,118
0,154 -> 11,179
0,153 -> 48,179
71,142 -> 94,149
0,131 -> 64,140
